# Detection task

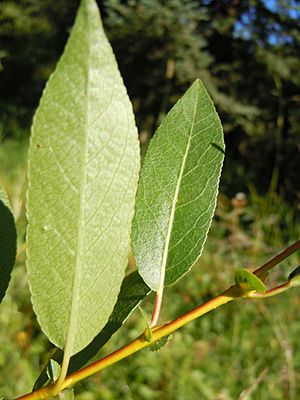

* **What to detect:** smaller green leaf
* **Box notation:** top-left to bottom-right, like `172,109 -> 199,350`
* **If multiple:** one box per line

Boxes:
235,269 -> 266,293
59,388 -> 74,400
149,335 -> 172,352
0,187 -> 17,304
46,359 -> 61,383
132,79 -> 225,291
288,266 -> 300,287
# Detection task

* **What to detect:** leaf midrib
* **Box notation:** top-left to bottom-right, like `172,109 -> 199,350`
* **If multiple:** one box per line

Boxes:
63,20 -> 91,359
157,88 -> 199,292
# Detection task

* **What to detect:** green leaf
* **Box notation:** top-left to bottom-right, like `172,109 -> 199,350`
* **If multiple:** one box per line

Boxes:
132,80 -> 224,290
288,266 -> 300,287
27,0 -> 140,358
46,359 -> 61,383
33,271 -> 150,390
0,187 -> 17,304
235,269 -> 266,293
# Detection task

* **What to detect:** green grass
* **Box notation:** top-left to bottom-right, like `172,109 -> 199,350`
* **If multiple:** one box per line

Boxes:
0,140 -> 299,399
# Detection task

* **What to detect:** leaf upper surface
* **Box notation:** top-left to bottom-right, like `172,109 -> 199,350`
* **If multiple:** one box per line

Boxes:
0,187 -> 17,303
132,80 -> 224,290
27,0 -> 140,355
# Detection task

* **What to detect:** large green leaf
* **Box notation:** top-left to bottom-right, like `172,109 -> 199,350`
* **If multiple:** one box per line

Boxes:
33,271 -> 150,390
27,0 -> 140,357
0,187 -> 17,303
132,80 -> 224,291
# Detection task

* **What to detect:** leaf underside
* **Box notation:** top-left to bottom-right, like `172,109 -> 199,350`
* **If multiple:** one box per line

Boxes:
33,271 -> 150,390
27,0 -> 140,356
132,79 -> 225,291
0,187 -> 17,304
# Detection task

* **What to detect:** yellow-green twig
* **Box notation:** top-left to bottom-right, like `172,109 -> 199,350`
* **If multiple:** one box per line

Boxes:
246,281 -> 291,299
16,286 -> 238,400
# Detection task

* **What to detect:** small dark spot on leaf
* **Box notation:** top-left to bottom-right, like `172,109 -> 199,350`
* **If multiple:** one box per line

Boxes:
211,142 -> 225,155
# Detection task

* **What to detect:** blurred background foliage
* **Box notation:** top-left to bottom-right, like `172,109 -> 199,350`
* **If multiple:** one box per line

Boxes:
1,0 -> 300,200
0,0 -> 300,399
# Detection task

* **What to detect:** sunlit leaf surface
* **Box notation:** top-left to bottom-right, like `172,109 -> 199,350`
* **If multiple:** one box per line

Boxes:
27,0 -> 140,356
132,80 -> 224,290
